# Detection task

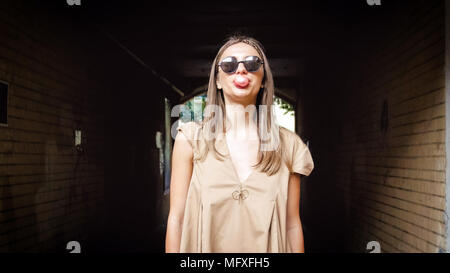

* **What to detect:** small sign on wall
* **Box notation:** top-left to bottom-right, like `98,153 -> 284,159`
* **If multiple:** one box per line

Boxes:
0,81 -> 7,125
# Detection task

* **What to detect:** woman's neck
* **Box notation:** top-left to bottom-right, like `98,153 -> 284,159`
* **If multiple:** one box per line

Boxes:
225,103 -> 258,140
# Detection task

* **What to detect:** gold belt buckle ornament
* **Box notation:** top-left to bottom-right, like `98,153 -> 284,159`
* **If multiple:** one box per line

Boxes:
232,184 -> 249,203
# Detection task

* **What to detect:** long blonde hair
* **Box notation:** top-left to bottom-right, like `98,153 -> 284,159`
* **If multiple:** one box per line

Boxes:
196,35 -> 289,176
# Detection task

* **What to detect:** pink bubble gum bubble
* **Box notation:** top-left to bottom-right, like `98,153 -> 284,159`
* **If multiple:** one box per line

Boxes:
234,76 -> 249,88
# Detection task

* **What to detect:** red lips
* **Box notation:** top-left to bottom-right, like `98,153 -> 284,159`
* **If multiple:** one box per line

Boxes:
233,75 -> 250,88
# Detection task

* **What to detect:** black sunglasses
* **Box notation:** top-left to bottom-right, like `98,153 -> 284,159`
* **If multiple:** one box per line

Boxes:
218,56 -> 264,74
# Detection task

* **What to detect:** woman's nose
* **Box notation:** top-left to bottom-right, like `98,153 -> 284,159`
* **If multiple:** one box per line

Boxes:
235,62 -> 247,73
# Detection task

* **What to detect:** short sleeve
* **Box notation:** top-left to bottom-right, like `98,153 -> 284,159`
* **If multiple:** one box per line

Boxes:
291,134 -> 314,176
176,121 -> 199,159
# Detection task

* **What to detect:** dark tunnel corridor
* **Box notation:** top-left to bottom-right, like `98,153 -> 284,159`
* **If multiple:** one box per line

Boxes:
0,0 -> 449,254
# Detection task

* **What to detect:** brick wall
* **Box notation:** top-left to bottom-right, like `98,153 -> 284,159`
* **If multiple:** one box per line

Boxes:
0,1 -> 106,252
334,0 -> 446,252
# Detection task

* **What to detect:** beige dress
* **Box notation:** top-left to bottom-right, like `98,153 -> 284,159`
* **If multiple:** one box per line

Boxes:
176,121 -> 314,253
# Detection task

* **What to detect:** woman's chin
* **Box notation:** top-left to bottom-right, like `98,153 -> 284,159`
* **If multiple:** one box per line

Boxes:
231,86 -> 252,97
223,87 -> 258,103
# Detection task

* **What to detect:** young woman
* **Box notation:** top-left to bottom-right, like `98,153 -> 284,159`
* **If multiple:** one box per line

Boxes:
165,35 -> 314,253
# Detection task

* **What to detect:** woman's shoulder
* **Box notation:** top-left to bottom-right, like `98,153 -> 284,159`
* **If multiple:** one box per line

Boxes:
278,126 -> 309,156
177,120 -> 203,137
278,126 -> 304,144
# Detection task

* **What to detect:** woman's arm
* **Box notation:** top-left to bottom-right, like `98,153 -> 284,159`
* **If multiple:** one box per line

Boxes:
286,173 -> 305,253
165,131 -> 194,253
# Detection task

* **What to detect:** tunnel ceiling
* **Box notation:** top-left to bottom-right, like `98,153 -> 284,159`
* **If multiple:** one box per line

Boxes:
45,0 -> 402,100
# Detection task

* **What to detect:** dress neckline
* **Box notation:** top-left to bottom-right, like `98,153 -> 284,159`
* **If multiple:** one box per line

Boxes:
222,134 -> 258,185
